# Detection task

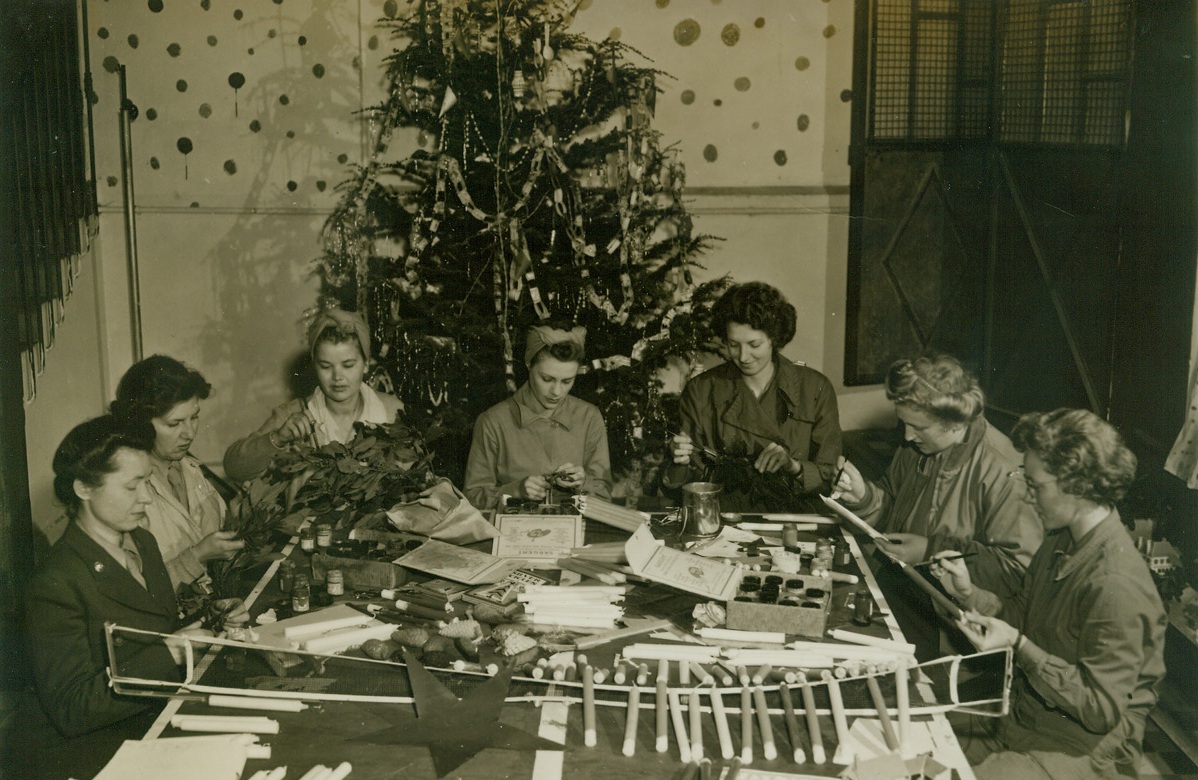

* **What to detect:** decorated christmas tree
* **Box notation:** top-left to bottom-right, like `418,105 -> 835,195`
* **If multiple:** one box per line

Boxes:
319,0 -> 725,486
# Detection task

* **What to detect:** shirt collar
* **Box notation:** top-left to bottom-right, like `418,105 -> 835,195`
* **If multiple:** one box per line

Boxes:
78,518 -> 126,562
1052,508 -> 1122,581
513,383 -> 571,430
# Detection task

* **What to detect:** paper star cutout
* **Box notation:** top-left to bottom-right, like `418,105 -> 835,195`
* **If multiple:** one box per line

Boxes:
351,649 -> 562,777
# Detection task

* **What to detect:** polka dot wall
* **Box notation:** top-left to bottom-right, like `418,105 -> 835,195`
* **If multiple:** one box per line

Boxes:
87,1 -> 849,206
88,0 -> 395,210
574,0 -> 849,188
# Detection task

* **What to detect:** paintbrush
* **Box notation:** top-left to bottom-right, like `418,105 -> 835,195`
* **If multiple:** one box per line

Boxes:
913,551 -> 979,568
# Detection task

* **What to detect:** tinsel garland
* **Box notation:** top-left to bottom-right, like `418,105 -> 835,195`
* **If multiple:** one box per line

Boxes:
318,0 -> 726,483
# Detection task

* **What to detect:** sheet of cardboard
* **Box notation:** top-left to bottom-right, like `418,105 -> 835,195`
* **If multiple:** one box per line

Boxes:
395,538 -> 523,584
491,513 -> 584,568
623,524 -> 741,601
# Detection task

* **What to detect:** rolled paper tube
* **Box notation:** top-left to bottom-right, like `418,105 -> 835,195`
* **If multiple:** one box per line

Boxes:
245,745 -> 272,759
779,683 -> 806,764
207,694 -> 307,712
623,644 -> 720,662
326,763 -> 353,780
264,768 -> 287,780
522,584 -> 628,595
788,639 -> 906,661
696,627 -> 786,645
668,690 -> 692,763
622,685 -> 641,757
557,558 -> 625,585
709,688 -> 734,760
866,675 -> 899,750
573,620 -> 674,651
689,662 -> 716,686
282,614 -> 372,637
689,688 -> 704,761
170,715 -> 279,734
725,756 -> 744,780
614,662 -> 629,684
797,674 -> 825,764
301,623 -> 397,654
825,630 -> 917,656
593,668 -> 609,684
526,663 -> 544,679
393,599 -> 454,621
575,654 -> 589,667
827,571 -> 859,584
895,663 -> 911,752
823,670 -> 851,764
297,767 -> 330,780
768,669 -> 798,685
894,559 -> 962,618
750,665 -> 772,685
583,665 -> 597,747
679,762 -> 700,780
740,687 -> 754,764
565,664 -> 578,682
736,665 -> 751,687
553,664 -> 567,681
636,663 -> 650,686
700,757 -> 713,780
752,686 -> 777,761
656,660 -> 670,753
679,659 -> 692,685
722,649 -> 834,668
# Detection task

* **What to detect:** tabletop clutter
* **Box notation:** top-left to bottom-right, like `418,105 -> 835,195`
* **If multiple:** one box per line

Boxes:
137,490 -> 971,780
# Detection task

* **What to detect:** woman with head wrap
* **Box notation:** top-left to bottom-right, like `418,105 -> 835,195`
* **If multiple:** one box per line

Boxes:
111,355 -> 244,589
463,323 -> 612,510
223,309 -> 403,484
832,354 -> 1042,661
663,282 -> 843,511
931,409 -> 1164,779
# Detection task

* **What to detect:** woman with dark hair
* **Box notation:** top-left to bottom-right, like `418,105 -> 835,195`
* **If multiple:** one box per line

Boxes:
833,354 -> 1041,660
13,416 -> 246,780
932,409 -> 1165,779
464,323 -> 611,510
112,355 -> 242,588
223,308 -> 403,483
664,282 -> 842,511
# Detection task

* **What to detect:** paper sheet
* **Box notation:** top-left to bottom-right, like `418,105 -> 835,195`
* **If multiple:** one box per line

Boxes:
93,733 -> 256,780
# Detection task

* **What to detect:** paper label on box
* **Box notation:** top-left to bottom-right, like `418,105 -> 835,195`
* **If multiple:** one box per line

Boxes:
624,524 -> 740,600
491,513 -> 583,566
395,539 -> 522,584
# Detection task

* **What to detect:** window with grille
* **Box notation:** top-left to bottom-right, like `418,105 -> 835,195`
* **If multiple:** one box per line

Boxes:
868,0 -> 1132,146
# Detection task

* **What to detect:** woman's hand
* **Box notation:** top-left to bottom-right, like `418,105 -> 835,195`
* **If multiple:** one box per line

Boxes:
930,551 -> 975,600
550,464 -> 585,489
522,474 -> 549,501
955,610 -> 1018,653
167,620 -> 214,665
833,458 -> 868,503
670,433 -> 695,465
270,409 -> 317,447
754,442 -> 797,474
874,533 -> 929,565
194,530 -> 245,563
212,598 -> 250,627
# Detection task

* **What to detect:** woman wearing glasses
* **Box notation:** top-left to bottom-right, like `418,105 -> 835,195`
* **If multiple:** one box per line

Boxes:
833,354 -> 1042,661
932,409 -> 1165,779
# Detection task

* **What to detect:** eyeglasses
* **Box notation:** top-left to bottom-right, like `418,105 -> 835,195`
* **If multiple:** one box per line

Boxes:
1009,468 -> 1057,492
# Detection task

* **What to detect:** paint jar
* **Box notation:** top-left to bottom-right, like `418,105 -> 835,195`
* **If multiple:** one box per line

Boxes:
834,537 -> 852,568
315,523 -> 333,548
852,584 -> 873,626
291,574 -> 311,613
326,569 -> 345,597
299,527 -> 315,554
223,615 -> 249,673
276,560 -> 295,594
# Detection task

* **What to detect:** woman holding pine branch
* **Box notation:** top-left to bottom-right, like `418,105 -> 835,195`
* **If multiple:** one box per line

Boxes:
664,282 -> 843,512
464,322 -> 612,510
223,309 -> 403,484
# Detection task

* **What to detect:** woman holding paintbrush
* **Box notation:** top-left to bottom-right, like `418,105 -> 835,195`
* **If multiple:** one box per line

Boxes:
665,282 -> 842,511
931,409 -> 1164,779
832,354 -> 1041,661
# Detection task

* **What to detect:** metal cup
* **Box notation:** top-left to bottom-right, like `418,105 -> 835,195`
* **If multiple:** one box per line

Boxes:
681,481 -> 722,538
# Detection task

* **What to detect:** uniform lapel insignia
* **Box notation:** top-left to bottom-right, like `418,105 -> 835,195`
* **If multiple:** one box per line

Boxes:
94,561 -> 105,573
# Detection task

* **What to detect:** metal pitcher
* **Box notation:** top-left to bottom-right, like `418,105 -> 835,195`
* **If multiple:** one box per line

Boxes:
681,481 -> 722,538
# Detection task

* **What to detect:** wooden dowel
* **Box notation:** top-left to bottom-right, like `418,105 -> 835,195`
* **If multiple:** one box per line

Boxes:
636,663 -> 650,686
669,690 -> 692,764
656,659 -> 670,753
689,661 -> 715,686
740,687 -> 754,764
895,663 -> 910,753
750,664 -> 772,685
797,673 -> 825,764
679,658 -> 692,685
689,688 -> 704,761
725,756 -> 743,780
752,685 -> 777,761
822,670 -> 852,764
583,665 -> 597,747
622,685 -> 640,757
866,674 -> 899,751
736,665 -> 750,687
779,682 -> 806,764
709,688 -> 734,760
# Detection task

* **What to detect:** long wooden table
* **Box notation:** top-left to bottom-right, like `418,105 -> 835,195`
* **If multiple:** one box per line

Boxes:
140,512 -> 980,779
